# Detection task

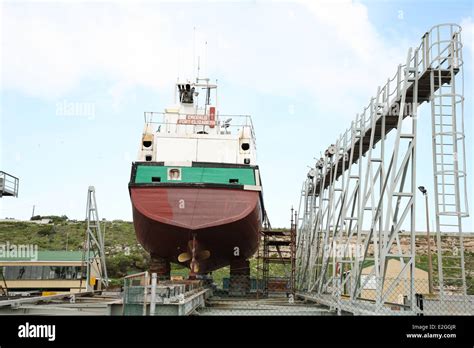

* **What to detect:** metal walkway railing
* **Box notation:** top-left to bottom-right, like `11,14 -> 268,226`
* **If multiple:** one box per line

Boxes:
0,171 -> 19,198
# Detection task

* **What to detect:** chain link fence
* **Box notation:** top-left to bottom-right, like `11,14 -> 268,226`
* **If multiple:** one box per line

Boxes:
122,271 -> 474,315
297,277 -> 473,315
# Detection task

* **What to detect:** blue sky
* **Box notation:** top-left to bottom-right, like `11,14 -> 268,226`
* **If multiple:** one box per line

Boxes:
1,0 -> 473,231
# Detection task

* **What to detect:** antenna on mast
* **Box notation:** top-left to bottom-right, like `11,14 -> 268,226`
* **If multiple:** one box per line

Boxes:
197,56 -> 201,80
193,26 -> 196,79
204,40 -> 208,79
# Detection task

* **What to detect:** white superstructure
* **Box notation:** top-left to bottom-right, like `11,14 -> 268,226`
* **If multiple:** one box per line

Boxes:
138,78 -> 257,166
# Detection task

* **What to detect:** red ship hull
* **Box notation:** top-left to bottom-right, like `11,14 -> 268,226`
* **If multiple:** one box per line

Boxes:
130,186 -> 262,273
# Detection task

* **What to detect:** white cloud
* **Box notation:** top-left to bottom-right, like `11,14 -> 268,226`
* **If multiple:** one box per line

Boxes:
1,2 -> 184,99
1,2 -> 471,228
1,0 -> 411,115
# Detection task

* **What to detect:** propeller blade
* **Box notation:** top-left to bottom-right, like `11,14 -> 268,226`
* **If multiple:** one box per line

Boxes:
178,252 -> 192,262
196,250 -> 210,260
193,262 -> 200,273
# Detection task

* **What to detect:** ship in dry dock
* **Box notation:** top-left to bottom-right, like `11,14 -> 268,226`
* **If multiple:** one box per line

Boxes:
128,77 -> 264,278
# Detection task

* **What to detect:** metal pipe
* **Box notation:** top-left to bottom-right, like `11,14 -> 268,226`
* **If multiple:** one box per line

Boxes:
424,193 -> 434,294
150,273 -> 157,316
143,271 -> 149,316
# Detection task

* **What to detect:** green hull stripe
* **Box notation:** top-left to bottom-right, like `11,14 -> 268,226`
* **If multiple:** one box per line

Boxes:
135,165 -> 256,185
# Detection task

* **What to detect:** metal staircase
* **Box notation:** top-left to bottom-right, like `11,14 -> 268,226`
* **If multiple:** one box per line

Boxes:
295,24 -> 470,314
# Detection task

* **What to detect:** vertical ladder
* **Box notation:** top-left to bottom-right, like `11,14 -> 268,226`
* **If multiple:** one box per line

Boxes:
290,208 -> 297,295
430,30 -> 468,296
262,231 -> 269,297
295,177 -> 316,290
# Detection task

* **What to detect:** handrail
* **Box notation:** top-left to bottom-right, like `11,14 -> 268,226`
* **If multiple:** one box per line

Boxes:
144,112 -> 253,122
329,24 -> 462,157
0,171 -> 19,197
143,112 -> 257,144
310,24 -> 463,182
0,171 -> 19,181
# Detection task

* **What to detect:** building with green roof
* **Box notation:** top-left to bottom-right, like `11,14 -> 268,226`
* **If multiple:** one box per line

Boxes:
0,250 -> 101,294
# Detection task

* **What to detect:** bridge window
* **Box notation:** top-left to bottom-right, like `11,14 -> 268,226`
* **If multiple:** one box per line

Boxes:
168,168 -> 181,181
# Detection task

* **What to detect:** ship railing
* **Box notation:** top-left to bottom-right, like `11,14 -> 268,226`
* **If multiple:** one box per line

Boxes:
143,112 -> 257,142
0,171 -> 19,197
123,271 -> 150,315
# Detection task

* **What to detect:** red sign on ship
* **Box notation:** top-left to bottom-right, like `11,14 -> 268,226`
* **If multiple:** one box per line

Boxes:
209,107 -> 216,128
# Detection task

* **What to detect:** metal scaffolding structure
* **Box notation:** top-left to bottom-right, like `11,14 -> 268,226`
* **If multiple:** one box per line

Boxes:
295,24 -> 470,314
257,210 -> 296,297
81,186 -> 109,291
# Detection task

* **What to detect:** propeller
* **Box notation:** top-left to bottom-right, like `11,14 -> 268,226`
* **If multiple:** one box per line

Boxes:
178,236 -> 210,274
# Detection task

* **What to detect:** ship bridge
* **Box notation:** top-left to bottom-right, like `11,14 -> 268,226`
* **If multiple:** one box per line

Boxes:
136,78 -> 258,166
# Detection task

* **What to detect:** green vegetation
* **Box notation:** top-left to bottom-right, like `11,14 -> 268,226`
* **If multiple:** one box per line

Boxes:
31,215 -> 68,223
0,220 -> 292,287
0,220 -> 140,252
416,252 -> 474,294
